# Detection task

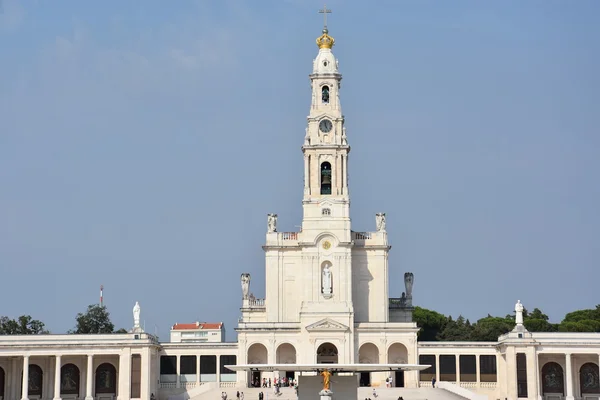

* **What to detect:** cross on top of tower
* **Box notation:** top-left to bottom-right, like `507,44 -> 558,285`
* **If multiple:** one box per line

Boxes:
318,4 -> 332,30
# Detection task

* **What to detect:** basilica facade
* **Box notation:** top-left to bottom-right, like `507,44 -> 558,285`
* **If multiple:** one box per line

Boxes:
0,24 -> 599,400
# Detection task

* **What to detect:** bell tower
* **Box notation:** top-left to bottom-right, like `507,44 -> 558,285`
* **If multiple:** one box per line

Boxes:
302,17 -> 351,242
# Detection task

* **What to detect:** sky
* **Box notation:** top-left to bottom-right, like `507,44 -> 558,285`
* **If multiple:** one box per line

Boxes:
1,0 -> 599,341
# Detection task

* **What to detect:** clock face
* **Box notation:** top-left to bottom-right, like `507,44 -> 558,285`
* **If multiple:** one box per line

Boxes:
319,119 -> 333,133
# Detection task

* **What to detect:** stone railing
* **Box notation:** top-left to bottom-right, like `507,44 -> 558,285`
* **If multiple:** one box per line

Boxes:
220,382 -> 237,388
460,382 -> 477,389
249,298 -> 265,308
280,232 -> 298,240
352,231 -> 372,240
480,382 -> 497,389
159,383 -> 176,389
389,297 -> 413,309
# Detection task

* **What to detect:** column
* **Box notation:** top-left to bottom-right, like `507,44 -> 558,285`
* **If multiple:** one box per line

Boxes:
140,349 -> 151,400
175,355 -> 181,388
506,347 -> 518,400
456,355 -> 461,384
565,353 -> 574,400
10,357 -> 18,400
85,355 -> 94,400
304,155 -> 309,193
53,355 -> 62,400
118,350 -> 132,400
476,355 -> 481,388
216,356 -> 221,384
21,355 -> 29,400
343,154 -> 348,191
196,355 -> 200,384
435,354 -> 440,383
526,349 -> 538,400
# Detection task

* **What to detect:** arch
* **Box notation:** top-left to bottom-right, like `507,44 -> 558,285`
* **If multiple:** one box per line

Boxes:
387,343 -> 408,364
276,343 -> 297,364
580,362 -> 599,394
247,343 -> 268,364
388,342 -> 408,388
321,85 -> 330,104
0,366 -> 4,399
316,342 -> 338,364
320,162 -> 332,195
358,343 -> 380,364
95,363 -> 117,395
60,363 -> 80,395
542,362 -> 564,394
28,364 -> 43,396
359,343 -> 380,387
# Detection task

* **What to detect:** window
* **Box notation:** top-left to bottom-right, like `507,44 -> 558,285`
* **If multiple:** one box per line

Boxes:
322,208 -> 331,216
322,85 -> 330,103
320,162 -> 332,195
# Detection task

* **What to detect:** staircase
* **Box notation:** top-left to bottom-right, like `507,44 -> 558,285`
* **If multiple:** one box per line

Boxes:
192,386 -> 297,400
358,387 -> 468,400
191,386 -> 470,400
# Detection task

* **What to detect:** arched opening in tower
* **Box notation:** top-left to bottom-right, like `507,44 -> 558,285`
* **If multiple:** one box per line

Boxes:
320,162 -> 332,195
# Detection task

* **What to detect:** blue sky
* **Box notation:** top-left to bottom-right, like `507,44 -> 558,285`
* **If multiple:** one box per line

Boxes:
1,0 -> 598,340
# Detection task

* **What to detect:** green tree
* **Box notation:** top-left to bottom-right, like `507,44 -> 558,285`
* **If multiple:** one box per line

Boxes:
114,328 -> 128,334
524,308 -> 558,332
438,315 -> 473,341
413,307 -> 448,341
0,315 -> 48,334
71,305 -> 115,334
471,316 -> 513,341
559,305 -> 600,332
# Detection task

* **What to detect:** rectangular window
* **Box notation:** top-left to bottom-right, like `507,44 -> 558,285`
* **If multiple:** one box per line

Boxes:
131,354 -> 141,398
180,356 -> 197,374
419,355 -> 436,381
200,355 -> 217,382
439,355 -> 456,381
160,356 -> 177,375
517,353 -> 528,398
480,355 -> 497,382
459,355 -> 477,382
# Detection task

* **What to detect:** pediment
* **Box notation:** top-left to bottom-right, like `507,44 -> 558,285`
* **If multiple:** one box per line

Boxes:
305,318 -> 349,332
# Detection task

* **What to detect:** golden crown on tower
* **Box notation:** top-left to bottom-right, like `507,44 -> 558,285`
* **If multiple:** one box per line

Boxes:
316,28 -> 335,49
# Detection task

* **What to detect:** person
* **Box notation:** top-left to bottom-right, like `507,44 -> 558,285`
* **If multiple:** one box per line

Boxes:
236,391 -> 240,400
258,392 -> 263,400
432,377 -> 436,388
372,388 -> 378,398
240,392 -> 244,400
385,377 -> 389,388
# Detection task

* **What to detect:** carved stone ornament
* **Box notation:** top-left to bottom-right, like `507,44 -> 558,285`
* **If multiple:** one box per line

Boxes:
306,318 -> 349,332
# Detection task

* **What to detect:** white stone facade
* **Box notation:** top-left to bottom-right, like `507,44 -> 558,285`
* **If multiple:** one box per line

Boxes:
0,27 -> 599,400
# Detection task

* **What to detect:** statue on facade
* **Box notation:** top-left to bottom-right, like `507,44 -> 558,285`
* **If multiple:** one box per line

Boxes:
267,213 -> 278,233
404,272 -> 414,298
515,300 -> 524,325
132,302 -> 141,332
322,264 -> 332,295
376,213 -> 386,232
241,273 -> 251,300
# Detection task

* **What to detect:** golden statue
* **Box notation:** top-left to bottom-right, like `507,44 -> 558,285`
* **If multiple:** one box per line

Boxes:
320,369 -> 332,391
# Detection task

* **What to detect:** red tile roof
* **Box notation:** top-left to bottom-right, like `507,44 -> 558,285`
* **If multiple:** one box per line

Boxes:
171,322 -> 223,330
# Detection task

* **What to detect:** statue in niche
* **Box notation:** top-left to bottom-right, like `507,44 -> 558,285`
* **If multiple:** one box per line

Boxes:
404,272 -> 414,298
376,213 -> 386,232
133,302 -> 141,331
241,273 -> 251,300
322,264 -> 332,295
515,300 -> 524,325
267,213 -> 277,233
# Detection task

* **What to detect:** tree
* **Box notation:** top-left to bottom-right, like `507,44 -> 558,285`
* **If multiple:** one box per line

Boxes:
413,307 -> 447,341
524,308 -> 557,332
438,315 -> 473,341
71,305 -> 115,334
114,328 -> 128,334
0,315 -> 48,334
470,316 -> 513,341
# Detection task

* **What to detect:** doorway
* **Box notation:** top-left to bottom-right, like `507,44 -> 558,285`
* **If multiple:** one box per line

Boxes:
395,370 -> 405,387
360,372 -> 371,387
251,371 -> 261,387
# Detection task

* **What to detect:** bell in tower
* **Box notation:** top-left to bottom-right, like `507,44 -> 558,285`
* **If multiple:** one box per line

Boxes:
320,162 -> 332,195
